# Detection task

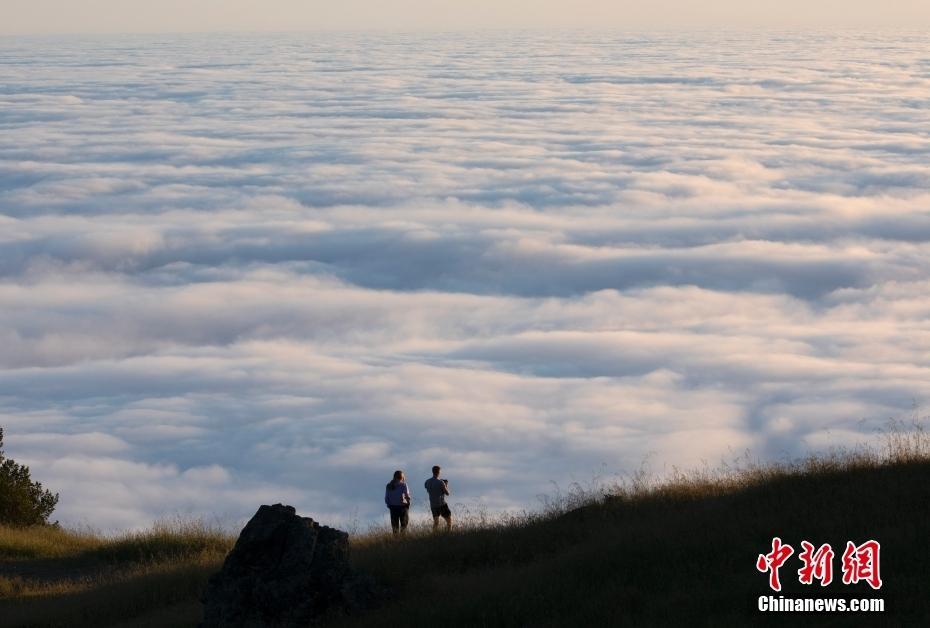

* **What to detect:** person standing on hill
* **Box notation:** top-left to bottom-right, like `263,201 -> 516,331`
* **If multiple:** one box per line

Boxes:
424,465 -> 452,531
385,470 -> 411,535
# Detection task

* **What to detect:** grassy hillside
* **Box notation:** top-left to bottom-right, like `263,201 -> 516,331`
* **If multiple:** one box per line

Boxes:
341,453 -> 930,627
2,430 -> 928,627
0,520 -> 234,627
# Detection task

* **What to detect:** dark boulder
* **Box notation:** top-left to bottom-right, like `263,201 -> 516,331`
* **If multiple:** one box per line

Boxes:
202,504 -> 368,627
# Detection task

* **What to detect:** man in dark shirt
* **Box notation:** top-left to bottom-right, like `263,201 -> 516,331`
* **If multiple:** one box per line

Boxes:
424,465 -> 452,531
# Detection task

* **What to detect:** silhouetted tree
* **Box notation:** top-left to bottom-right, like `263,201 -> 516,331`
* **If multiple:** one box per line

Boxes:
0,427 -> 59,526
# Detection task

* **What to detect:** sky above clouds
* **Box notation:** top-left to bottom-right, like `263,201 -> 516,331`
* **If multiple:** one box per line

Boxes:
3,1 -> 930,33
1,31 -> 929,530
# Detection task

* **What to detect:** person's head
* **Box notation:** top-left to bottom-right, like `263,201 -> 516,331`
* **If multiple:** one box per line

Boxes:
393,470 -> 405,483
432,465 -> 441,478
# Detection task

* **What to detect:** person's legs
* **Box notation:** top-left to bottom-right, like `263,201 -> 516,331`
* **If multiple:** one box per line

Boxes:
389,506 -> 401,534
399,506 -> 409,533
441,504 -> 453,530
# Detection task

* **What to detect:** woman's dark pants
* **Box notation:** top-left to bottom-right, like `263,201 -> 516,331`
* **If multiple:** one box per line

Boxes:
388,505 -> 409,534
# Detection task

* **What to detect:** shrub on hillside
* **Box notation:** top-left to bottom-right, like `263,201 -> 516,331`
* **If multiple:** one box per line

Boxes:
0,427 -> 59,527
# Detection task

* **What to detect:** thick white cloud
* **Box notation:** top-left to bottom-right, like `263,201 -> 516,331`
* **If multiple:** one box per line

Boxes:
1,31 -> 928,530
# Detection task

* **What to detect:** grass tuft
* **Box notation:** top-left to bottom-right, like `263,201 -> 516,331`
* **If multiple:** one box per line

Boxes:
91,517 -> 233,564
0,525 -> 101,561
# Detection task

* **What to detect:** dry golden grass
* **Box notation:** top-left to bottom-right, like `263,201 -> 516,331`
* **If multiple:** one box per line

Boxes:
0,519 -> 234,627
0,524 -> 101,561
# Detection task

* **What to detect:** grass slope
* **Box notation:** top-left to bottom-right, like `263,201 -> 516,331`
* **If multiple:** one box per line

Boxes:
0,520 -> 233,627
341,455 -> 930,627
1,441 -> 928,627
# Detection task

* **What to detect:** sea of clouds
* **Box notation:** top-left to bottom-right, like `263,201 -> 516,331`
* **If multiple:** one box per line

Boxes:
1,31 -> 928,530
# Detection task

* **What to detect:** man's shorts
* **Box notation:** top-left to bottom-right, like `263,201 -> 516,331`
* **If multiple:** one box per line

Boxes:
431,503 -> 452,518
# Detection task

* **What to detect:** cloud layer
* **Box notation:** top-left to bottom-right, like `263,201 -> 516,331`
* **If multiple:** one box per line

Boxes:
1,31 -> 929,530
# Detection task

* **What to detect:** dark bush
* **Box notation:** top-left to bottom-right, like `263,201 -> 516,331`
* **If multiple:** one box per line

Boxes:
0,427 -> 59,526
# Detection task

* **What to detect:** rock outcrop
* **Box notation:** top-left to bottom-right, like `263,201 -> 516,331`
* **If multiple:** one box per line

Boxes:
202,504 -> 367,627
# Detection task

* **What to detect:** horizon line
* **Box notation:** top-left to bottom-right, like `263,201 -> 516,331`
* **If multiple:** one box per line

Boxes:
2,25 -> 928,38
